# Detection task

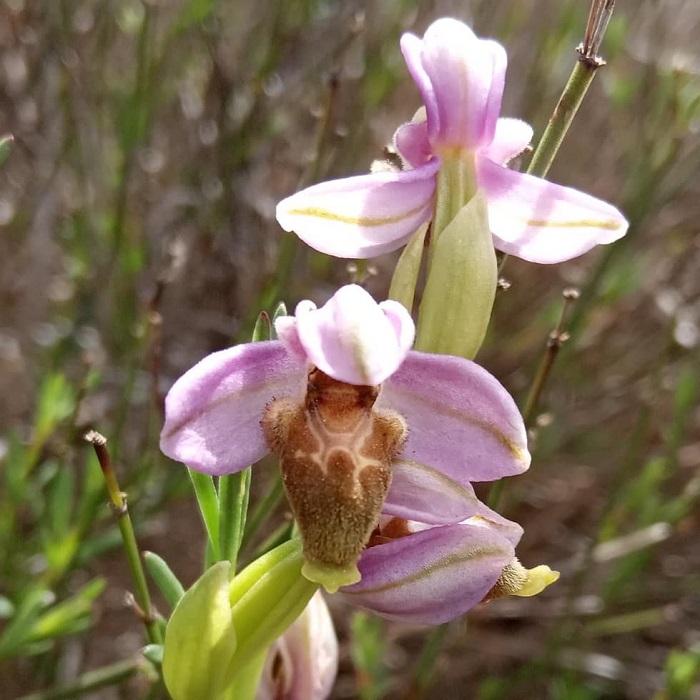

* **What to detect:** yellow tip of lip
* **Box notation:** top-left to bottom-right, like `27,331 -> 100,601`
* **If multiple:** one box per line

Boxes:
512,565 -> 560,597
302,561 -> 361,593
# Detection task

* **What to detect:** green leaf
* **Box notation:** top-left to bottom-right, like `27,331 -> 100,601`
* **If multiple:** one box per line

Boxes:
27,579 -> 105,643
272,301 -> 288,327
144,552 -> 186,609
187,469 -> 220,560
252,311 -> 272,342
0,589 -> 53,657
143,643 -> 164,666
48,467 -> 75,536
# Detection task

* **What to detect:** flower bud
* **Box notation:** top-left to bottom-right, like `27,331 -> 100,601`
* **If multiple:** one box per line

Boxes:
227,539 -> 319,673
163,540 -> 318,700
257,592 -> 338,700
163,562 -> 237,700
416,190 -> 497,359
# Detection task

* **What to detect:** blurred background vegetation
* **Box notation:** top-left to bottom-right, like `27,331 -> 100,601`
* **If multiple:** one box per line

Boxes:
1,0 -> 699,698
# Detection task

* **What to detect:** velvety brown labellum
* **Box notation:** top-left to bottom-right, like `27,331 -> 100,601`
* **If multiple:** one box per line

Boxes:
262,368 -> 407,581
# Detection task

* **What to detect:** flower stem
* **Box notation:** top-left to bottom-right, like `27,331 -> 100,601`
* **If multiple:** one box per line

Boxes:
488,288 -> 579,509
521,288 -> 580,428
15,657 -> 146,700
526,53 -> 604,179
527,0 -> 614,177
84,431 -> 161,645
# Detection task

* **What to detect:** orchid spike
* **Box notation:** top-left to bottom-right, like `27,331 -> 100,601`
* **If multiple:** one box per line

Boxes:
276,18 -> 628,265
160,285 -> 529,591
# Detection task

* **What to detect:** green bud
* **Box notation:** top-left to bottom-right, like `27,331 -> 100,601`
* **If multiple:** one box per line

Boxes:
163,562 -> 237,700
415,190 -> 497,359
163,540 -> 318,700
227,538 -> 319,674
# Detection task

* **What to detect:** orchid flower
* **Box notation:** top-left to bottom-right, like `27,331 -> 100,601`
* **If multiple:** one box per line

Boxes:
276,18 -> 628,265
160,284 -> 530,591
257,591 -> 338,700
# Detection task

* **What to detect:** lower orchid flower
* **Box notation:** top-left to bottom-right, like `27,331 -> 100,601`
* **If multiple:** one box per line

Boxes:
160,284 -> 531,592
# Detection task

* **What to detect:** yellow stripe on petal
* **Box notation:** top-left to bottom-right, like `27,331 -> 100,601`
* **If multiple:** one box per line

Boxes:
287,200 -> 431,227
525,216 -> 625,230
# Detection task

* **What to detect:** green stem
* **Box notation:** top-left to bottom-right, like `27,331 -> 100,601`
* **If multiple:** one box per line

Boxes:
84,432 -> 161,645
526,55 -> 602,179
218,469 -> 252,572
403,622 -> 452,698
15,658 -> 145,700
521,289 -> 579,427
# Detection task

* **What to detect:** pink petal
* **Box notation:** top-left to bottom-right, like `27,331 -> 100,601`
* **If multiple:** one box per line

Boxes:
342,521 -> 514,624
393,119 -> 432,168
160,341 -> 306,475
295,285 -> 415,386
379,351 -> 530,482
383,459 -> 479,525
275,315 -> 309,361
418,19 -> 507,151
469,502 -> 524,547
478,159 -> 629,263
275,163 -> 439,259
400,33 -> 440,139
482,118 -> 533,165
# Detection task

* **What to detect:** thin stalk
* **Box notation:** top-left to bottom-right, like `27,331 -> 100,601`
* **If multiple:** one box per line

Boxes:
526,55 -> 604,179
403,622 -> 452,699
521,288 -> 580,427
84,431 -> 161,644
488,288 -> 579,509
15,658 -> 145,700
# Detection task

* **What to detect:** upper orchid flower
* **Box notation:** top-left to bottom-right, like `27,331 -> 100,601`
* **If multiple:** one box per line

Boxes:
160,284 -> 530,591
276,18 -> 628,265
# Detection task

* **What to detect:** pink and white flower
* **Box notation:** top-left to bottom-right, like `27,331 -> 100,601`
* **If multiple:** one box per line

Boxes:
160,285 -> 542,623
276,18 -> 628,264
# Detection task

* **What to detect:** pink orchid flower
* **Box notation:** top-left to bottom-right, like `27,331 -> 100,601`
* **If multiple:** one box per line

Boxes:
276,18 -> 628,264
160,284 -> 528,485
160,285 -> 547,616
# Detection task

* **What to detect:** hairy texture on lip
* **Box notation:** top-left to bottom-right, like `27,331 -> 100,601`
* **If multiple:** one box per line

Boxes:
262,369 -> 407,575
